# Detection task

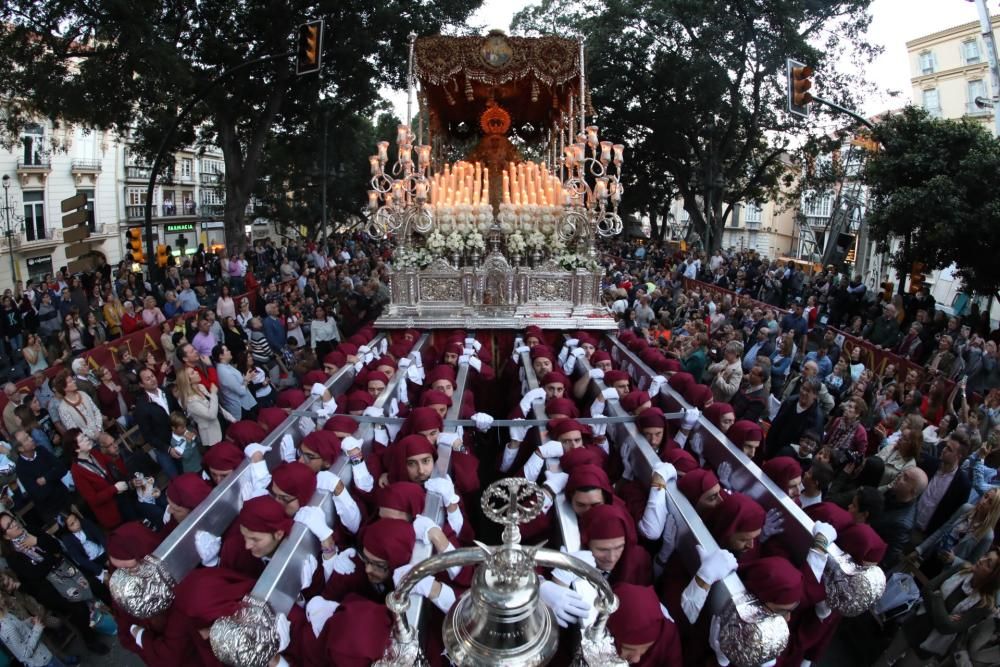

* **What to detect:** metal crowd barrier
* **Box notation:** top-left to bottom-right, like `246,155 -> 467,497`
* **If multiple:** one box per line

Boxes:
605,336 -> 885,619
109,333 -> 388,621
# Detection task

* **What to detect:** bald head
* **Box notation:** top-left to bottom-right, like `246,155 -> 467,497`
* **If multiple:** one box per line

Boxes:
895,467 -> 928,502
3,383 -> 15,398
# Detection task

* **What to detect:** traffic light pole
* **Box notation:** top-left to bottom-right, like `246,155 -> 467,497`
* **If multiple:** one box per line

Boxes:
808,95 -> 875,131
142,51 -> 293,283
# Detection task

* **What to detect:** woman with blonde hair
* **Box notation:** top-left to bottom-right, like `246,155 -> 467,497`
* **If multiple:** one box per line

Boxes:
140,295 -> 166,328
912,489 -> 1000,576
175,365 -> 222,447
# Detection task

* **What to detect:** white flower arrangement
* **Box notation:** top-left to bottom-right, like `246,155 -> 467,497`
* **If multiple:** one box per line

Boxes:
556,252 -> 600,272
465,230 -> 486,252
426,230 -> 447,257
507,231 -> 527,255
393,247 -> 434,270
526,231 -> 547,249
548,231 -> 566,253
445,231 -> 465,253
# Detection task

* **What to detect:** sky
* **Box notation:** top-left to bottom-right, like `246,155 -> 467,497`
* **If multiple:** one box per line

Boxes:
383,0 -> 985,118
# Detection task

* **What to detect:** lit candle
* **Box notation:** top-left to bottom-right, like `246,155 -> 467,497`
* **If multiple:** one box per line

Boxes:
377,142 -> 389,163
415,182 -> 427,201
600,141 -> 613,163
417,145 -> 431,167
368,190 -> 378,211
586,126 -> 599,148
613,144 -> 624,164
573,143 -> 585,165
594,178 -> 609,200
369,156 -> 379,176
397,124 -> 410,145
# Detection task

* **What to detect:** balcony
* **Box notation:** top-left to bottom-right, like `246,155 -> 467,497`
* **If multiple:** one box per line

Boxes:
71,159 -> 102,173
126,205 -> 159,220
162,202 -> 198,217
201,203 -> 225,218
177,172 -> 195,184
966,102 -> 991,117
745,219 -> 762,229
200,172 -> 222,185
7,226 -> 62,250
126,165 -> 152,181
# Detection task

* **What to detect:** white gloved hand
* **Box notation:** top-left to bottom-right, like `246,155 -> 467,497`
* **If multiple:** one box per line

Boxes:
465,338 -> 482,352
244,442 -> 271,460
363,406 -> 383,418
392,563 -> 414,588
509,420 -> 530,442
468,357 -> 482,372
544,471 -> 569,496
709,614 -> 731,667
410,351 -> 423,368
571,347 -> 586,359
761,508 -> 785,542
538,441 -> 565,459
458,355 -> 470,365
298,416 -> 317,436
460,347 -> 473,358
372,427 -> 389,447
195,530 -> 222,567
589,368 -> 604,380
471,412 -> 494,431
812,520 -> 837,546
552,548 -> 596,585
341,436 -> 363,457
306,597 -> 339,638
562,356 -> 577,375
316,470 -> 339,493
649,375 -> 667,397
437,432 -> 461,449
681,408 -> 701,429
352,361 -> 364,374
406,364 -> 423,385
716,461 -> 733,490
565,338 -> 580,349
398,357 -> 411,370
601,387 -> 619,401
652,461 -> 678,485
280,434 -> 297,463
413,515 -> 438,544
295,506 -> 333,542
590,397 -> 606,417
299,555 -> 318,591
310,382 -> 327,397
275,612 -> 291,652
539,579 -> 592,628
519,388 -> 547,414
331,548 -> 356,575
696,545 -> 738,585
424,476 -> 459,505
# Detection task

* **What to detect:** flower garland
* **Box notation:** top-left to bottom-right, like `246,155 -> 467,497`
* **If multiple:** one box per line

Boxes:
426,230 -> 447,257
555,252 -> 600,272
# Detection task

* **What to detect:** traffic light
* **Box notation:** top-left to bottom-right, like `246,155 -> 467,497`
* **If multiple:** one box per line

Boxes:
787,58 -> 814,119
156,244 -> 168,268
128,228 -> 145,263
296,20 -> 324,75
909,262 -> 926,294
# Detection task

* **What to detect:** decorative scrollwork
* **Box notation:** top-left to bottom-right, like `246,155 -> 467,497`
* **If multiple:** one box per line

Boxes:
109,556 -> 176,618
481,478 -> 545,544
822,559 -> 886,617
210,597 -> 279,667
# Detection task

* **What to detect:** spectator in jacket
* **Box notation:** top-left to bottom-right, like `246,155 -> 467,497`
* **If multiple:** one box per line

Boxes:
706,340 -> 743,403
911,489 -> 1000,579
12,430 -> 69,524
741,326 -> 774,372
263,302 -> 286,355
765,379 -> 824,458
56,510 -> 108,580
53,371 -> 102,440
132,367 -> 181,479
176,365 -> 222,447
681,333 -> 709,383
214,344 -> 257,422
862,303 -> 901,349
916,431 -> 974,538
730,363 -> 769,423
68,431 -> 132,530
872,466 -> 928,568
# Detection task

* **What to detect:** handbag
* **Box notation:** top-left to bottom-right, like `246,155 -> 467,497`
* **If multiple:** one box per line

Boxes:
874,571 -> 921,622
45,561 -> 95,604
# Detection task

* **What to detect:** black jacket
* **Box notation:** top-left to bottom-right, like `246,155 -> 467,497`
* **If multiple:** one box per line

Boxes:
14,448 -> 70,521
133,390 -> 179,454
871,491 -> 917,569
765,397 -> 822,458
918,458 -> 973,536
57,518 -> 108,577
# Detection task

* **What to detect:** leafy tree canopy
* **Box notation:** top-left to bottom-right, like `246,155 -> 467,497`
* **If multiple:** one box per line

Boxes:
0,0 -> 482,249
513,0 -> 879,249
866,105 -> 1000,299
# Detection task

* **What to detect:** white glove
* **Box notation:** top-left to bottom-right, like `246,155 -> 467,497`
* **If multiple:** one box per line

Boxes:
571,347 -> 586,360
652,461 -> 678,485
696,545 -> 738,585
352,361 -> 363,374
458,355 -> 470,365
341,436 -> 363,456
709,614 -> 731,667
590,397 -> 606,417
716,461 -> 733,489
515,345 -> 530,356
406,364 -> 423,385
275,612 -> 291,652
539,579 -> 591,628
562,356 -> 577,375
544,470 -> 569,496
437,432 -> 460,449
601,387 -> 619,401
306,597 -> 340,638
509,420 -> 530,442
298,416 -> 317,436
363,406 -> 383,417
195,530 -> 222,567
299,555 -> 318,591
468,357 -> 482,372
761,508 -> 785,542
649,375 -> 667,397
244,442 -> 271,460
589,368 -> 604,380
459,347 -> 472,358
410,351 -> 423,368
280,434 -> 297,463
424,476 -> 459,505
552,548 -> 596,585
565,338 -> 580,349
310,382 -> 327,397
392,562 -> 415,588
471,412 -> 494,431
812,520 -> 837,546
538,441 -> 564,459
373,427 -> 389,446
465,338 -> 482,352
413,515 -> 438,544
681,408 -> 701,429
295,506 -> 332,542
332,548 -> 356,575
519,388 -> 546,414
315,470 -> 339,493
398,358 -> 411,370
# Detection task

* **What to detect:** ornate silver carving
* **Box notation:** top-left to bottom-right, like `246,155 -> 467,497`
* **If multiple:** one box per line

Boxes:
572,632 -> 628,667
822,558 -> 886,617
209,596 -> 280,667
529,277 -> 573,302
421,277 -> 463,301
718,595 -> 789,667
108,556 -> 176,618
480,477 -> 545,545
373,634 -> 429,667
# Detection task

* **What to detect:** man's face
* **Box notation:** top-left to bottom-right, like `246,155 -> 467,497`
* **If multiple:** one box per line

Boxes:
14,432 -> 35,457
597,359 -> 613,372
270,483 -> 301,516
533,358 -> 553,376
139,370 -> 158,392
613,380 -> 630,398
697,484 -> 724,513
545,382 -> 565,400
240,525 -> 282,559
801,362 -> 818,379
183,345 -> 199,365
367,381 -> 385,399
589,536 -> 626,573
558,430 -> 584,452
362,548 -> 391,585
941,439 -> 962,466
727,529 -> 761,554
742,440 -> 760,459
798,387 -> 817,409
431,380 -> 454,398
642,427 -> 664,449
443,352 -> 459,366
407,454 -> 434,483
570,489 -> 605,516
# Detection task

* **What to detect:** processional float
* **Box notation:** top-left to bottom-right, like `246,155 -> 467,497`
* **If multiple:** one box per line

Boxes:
109,30 -> 884,667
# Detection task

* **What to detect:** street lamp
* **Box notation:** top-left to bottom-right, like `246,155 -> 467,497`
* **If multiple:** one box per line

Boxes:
1,175 -> 23,282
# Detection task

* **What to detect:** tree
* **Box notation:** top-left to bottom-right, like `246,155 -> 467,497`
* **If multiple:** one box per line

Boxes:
513,0 -> 879,252
0,0 -> 481,251
865,105 -> 1000,300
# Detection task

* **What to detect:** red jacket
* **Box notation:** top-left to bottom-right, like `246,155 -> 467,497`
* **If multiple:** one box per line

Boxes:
71,451 -> 129,528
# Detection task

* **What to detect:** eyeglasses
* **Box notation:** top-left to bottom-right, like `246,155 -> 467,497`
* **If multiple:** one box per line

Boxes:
270,490 -> 297,505
357,551 -> 389,572
298,449 -> 322,462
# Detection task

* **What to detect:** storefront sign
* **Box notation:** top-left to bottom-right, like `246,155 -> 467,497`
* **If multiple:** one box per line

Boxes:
165,223 -> 194,233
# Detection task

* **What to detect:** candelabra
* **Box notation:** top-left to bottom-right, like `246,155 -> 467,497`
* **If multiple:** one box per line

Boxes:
560,125 -> 624,257
365,124 -> 433,242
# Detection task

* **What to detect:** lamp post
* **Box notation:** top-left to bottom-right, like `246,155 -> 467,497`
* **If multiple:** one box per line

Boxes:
1,175 -> 20,282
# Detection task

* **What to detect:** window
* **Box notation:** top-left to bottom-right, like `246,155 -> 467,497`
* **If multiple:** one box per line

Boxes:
963,40 -> 981,65
126,187 -> 147,206
967,79 -> 987,114
77,188 -> 96,231
181,158 -> 193,179
202,189 -> 223,205
922,88 -> 941,117
23,191 -> 45,241
74,127 -> 97,161
744,203 -> 762,223
201,159 -> 223,174
20,124 -> 45,165
803,193 -> 832,218
919,51 -> 936,75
